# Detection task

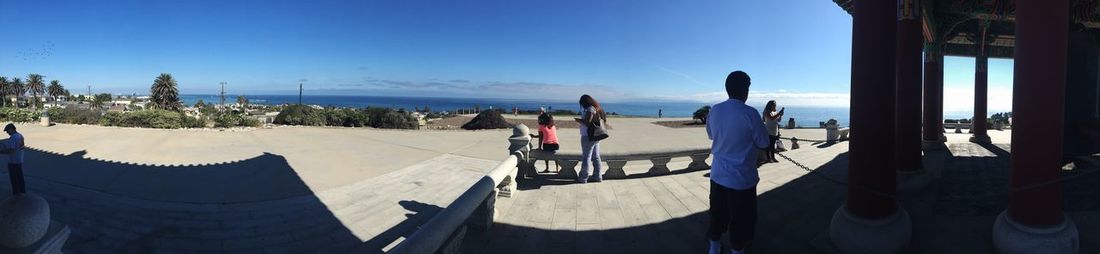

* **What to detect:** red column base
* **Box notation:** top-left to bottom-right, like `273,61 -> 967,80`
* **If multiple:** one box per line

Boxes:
969,134 -> 992,144
992,211 -> 1079,253
828,203 -> 911,253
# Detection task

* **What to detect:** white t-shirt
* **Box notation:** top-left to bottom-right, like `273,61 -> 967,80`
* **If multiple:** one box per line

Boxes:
706,99 -> 770,190
765,111 -> 781,136
578,106 -> 597,137
2,132 -> 25,164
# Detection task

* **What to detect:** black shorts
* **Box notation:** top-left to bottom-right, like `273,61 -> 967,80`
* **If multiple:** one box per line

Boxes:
542,143 -> 559,152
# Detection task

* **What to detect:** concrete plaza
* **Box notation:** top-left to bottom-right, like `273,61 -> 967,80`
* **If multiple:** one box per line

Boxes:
1,116 -> 1092,253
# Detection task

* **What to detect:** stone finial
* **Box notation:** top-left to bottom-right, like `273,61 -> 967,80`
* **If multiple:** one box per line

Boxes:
791,137 -> 800,150
508,124 -> 532,154
0,194 -> 51,248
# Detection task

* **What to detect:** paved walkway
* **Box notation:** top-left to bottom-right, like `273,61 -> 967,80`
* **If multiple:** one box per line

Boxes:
0,118 -> 716,252
461,140 -> 850,253
2,120 -> 1075,253
2,154 -> 498,253
461,134 -> 1100,253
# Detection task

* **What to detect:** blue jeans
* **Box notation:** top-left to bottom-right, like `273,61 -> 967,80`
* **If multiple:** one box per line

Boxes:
578,138 -> 602,182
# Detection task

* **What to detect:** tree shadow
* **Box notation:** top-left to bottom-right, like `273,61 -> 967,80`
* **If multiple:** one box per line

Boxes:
0,148 -> 366,253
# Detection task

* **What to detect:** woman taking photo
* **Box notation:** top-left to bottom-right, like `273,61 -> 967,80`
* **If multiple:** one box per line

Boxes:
762,100 -> 784,163
575,94 -> 609,183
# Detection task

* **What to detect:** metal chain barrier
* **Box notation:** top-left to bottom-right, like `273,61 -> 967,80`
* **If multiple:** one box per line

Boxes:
774,150 -> 1100,201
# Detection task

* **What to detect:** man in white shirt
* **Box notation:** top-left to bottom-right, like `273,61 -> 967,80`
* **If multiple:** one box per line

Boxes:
1,123 -> 25,195
705,71 -> 769,254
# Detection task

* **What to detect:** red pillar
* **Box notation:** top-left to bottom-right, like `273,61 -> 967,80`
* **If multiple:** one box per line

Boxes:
923,43 -> 944,143
896,6 -> 923,172
972,53 -> 990,142
847,0 -> 897,219
1008,0 -> 1068,227
972,21 -> 991,143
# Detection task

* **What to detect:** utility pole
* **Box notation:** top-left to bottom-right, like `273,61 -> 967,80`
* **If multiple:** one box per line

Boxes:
298,83 -> 303,105
220,81 -> 227,107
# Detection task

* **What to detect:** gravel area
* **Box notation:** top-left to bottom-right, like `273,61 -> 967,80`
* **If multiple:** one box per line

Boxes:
652,120 -> 705,128
424,116 -> 583,130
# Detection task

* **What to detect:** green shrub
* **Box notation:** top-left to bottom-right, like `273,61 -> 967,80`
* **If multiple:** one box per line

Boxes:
273,105 -> 416,129
274,105 -> 325,126
213,112 -> 259,128
366,107 -> 418,129
100,110 -> 183,129
48,106 -> 100,124
324,108 -> 369,127
0,108 -> 40,122
182,116 -> 207,128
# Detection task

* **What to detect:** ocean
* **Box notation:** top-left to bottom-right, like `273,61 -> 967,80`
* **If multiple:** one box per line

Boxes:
180,94 -> 987,128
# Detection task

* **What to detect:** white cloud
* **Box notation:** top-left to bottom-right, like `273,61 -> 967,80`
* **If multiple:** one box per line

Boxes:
657,66 -> 705,86
317,78 -> 638,101
682,90 -> 851,107
942,85 -> 1013,113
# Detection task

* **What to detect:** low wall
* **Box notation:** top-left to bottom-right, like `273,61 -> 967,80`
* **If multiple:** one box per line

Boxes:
530,147 -> 712,179
388,153 -> 520,254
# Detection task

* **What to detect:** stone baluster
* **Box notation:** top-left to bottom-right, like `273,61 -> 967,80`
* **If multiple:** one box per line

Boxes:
508,124 -> 536,179
557,160 -> 579,178
688,153 -> 710,170
603,160 -> 628,179
647,156 -> 671,175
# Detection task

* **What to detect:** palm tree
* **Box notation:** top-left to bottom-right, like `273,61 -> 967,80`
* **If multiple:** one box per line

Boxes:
237,95 -> 248,108
9,78 -> 24,108
26,74 -> 45,110
0,77 -> 7,107
91,94 -> 106,109
47,80 -> 65,106
150,73 -> 182,111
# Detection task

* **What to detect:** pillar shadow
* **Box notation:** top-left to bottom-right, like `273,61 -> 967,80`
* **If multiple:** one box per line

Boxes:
976,142 -> 1011,158
0,148 -> 366,253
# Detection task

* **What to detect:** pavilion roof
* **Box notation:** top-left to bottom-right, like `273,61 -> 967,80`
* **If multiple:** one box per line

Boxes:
831,0 -> 1100,58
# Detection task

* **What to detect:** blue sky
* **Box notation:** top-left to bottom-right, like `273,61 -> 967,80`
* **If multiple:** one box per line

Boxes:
0,0 -> 1011,111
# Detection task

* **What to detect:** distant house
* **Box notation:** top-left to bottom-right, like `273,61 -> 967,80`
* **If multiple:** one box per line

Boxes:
107,105 -> 127,112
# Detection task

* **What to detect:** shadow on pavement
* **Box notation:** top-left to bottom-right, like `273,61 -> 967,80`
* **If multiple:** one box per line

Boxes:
0,148 -> 367,253
462,152 -> 854,254
364,200 -> 444,253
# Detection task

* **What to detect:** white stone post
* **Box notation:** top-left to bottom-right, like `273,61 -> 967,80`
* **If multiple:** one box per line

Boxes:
0,194 -> 70,253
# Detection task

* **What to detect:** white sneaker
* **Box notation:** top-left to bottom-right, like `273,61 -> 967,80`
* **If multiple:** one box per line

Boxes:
708,240 -> 721,254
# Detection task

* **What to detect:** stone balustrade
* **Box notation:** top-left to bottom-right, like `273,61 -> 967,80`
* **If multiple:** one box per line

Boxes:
529,147 -> 711,179
390,125 -> 530,254
389,152 -> 520,254
392,124 -> 712,254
